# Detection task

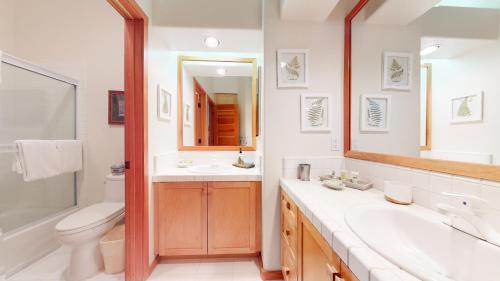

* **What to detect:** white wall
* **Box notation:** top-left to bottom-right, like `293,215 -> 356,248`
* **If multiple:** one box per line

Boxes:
0,0 -> 124,208
424,39 -> 500,164
262,0 -> 353,270
350,10 -> 421,157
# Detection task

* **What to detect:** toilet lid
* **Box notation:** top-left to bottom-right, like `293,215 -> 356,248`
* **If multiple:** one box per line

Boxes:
56,202 -> 124,234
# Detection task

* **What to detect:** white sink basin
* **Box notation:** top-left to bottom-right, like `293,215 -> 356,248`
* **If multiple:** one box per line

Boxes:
345,204 -> 500,281
187,164 -> 234,174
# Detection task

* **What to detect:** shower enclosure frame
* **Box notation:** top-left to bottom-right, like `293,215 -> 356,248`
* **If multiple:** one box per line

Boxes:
0,52 -> 81,277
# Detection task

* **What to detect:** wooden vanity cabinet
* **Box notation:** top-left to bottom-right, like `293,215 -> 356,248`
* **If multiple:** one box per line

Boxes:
155,181 -> 261,257
281,190 -> 360,281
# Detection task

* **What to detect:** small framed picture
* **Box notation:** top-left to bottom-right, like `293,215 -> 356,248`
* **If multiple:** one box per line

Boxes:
451,92 -> 483,124
108,90 -> 125,125
157,85 -> 172,121
184,103 -> 192,127
300,93 -> 331,132
277,49 -> 309,88
382,52 -> 413,91
360,94 -> 391,132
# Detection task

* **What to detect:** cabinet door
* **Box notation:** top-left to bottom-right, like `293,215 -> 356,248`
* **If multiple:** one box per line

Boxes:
207,181 -> 261,254
300,213 -> 340,281
157,182 -> 207,256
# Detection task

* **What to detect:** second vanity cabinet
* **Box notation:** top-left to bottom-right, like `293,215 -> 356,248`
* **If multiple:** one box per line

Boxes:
281,191 -> 359,281
155,181 -> 261,257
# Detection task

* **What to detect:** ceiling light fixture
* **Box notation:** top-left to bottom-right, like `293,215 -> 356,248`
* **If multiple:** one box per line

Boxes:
204,36 -> 220,48
216,68 -> 226,76
420,44 -> 440,56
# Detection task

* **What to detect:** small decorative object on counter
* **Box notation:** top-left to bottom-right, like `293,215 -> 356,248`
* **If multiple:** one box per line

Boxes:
297,163 -> 311,181
384,180 -> 413,205
351,171 -> 360,184
343,179 -> 373,191
322,179 -> 345,190
340,169 -> 349,181
176,159 -> 193,168
319,170 -> 336,181
110,163 -> 125,175
233,148 -> 256,169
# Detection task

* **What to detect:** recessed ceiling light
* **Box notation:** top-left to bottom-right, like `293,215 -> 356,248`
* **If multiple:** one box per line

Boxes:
216,68 -> 226,76
420,44 -> 440,56
204,36 -> 220,48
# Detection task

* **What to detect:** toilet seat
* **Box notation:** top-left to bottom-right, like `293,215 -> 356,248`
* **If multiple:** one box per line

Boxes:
56,202 -> 124,235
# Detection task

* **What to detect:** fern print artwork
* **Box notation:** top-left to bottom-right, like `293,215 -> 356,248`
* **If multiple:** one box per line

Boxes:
307,98 -> 326,127
361,94 -> 390,132
383,52 -> 412,91
277,49 -> 309,88
366,98 -> 384,127
301,94 -> 331,132
451,93 -> 483,123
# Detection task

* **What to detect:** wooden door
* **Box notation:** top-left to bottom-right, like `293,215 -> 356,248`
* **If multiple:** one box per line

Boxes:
194,79 -> 207,146
207,97 -> 215,146
214,104 -> 239,146
300,213 -> 340,281
207,182 -> 260,255
157,182 -> 207,256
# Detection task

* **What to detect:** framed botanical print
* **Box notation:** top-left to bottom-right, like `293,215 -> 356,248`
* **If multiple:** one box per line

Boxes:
451,92 -> 483,124
360,94 -> 391,132
301,93 -> 331,132
382,52 -> 413,91
108,90 -> 125,125
157,85 -> 172,121
277,49 -> 310,88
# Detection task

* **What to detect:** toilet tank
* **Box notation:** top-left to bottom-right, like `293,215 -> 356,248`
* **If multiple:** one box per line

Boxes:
104,174 -> 125,202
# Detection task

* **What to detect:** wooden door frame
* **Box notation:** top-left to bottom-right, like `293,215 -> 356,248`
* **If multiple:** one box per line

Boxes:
105,1 -> 153,281
194,79 -> 208,146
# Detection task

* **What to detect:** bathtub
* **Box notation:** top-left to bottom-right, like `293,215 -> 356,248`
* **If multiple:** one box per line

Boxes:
0,207 -> 78,277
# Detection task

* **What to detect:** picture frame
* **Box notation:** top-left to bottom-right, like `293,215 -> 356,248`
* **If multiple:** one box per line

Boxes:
360,94 -> 391,132
300,93 -> 331,132
157,85 -> 172,121
184,103 -> 192,126
277,49 -> 309,88
108,90 -> 125,125
382,51 -> 413,91
450,92 -> 483,124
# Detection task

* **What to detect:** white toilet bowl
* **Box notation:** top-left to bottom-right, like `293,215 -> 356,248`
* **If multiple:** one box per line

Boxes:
56,202 -> 124,281
55,173 -> 125,281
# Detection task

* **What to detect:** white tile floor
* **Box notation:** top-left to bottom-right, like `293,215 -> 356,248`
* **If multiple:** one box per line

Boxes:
8,247 -> 283,281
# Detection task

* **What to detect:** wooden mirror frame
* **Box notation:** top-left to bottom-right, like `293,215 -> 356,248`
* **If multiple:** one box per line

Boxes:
177,56 -> 258,151
343,0 -> 500,182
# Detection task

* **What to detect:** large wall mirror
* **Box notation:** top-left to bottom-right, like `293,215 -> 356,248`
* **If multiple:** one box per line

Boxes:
345,0 -> 500,181
178,56 -> 258,151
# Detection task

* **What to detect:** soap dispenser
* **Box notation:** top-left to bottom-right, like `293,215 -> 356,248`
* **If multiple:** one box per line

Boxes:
237,148 -> 245,165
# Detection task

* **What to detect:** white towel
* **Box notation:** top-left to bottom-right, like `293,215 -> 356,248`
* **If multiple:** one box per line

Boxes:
14,140 -> 83,182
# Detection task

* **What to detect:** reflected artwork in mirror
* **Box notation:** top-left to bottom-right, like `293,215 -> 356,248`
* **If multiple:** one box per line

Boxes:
177,57 -> 257,151
344,0 -> 500,181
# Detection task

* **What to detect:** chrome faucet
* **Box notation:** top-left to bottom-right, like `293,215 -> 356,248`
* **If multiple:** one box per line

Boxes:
437,192 -> 500,247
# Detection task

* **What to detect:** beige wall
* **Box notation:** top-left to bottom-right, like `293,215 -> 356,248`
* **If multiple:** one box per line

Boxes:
0,0 -> 125,207
262,0 -> 354,270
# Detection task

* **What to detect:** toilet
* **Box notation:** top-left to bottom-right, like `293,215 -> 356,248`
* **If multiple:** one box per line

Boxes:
56,174 -> 125,281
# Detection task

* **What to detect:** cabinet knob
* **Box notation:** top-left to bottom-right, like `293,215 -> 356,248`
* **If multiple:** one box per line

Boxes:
285,230 -> 291,236
326,264 -> 339,281
283,266 -> 290,276
286,202 -> 291,210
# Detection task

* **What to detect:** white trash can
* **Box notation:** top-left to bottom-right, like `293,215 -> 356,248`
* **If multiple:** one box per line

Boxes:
99,224 -> 125,274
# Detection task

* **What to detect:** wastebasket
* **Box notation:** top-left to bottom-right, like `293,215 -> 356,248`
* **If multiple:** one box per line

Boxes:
99,224 -> 125,274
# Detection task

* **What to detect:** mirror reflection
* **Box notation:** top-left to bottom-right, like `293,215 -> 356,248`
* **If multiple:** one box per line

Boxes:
351,1 -> 500,165
180,59 -> 256,147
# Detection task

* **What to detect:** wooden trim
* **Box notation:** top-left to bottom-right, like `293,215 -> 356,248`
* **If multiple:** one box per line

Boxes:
177,56 -> 258,151
346,151 -> 500,181
343,0 -> 500,182
420,63 -> 432,151
258,256 -> 284,281
107,1 -> 151,281
159,253 -> 259,260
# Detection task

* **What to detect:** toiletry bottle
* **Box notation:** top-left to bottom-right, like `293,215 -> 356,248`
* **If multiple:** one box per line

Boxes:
238,148 -> 245,165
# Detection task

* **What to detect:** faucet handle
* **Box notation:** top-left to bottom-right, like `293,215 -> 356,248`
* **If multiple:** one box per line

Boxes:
441,192 -> 490,211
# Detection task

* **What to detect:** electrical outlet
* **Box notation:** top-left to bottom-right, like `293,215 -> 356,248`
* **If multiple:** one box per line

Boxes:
331,137 -> 340,151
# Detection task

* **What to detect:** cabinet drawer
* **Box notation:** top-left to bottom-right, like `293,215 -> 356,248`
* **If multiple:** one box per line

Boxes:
281,192 -> 298,228
282,217 -> 297,260
339,261 -> 360,281
281,241 -> 298,281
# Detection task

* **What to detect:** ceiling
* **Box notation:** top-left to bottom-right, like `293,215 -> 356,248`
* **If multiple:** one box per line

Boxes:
436,0 -> 500,9
183,61 -> 253,77
280,0 -> 340,21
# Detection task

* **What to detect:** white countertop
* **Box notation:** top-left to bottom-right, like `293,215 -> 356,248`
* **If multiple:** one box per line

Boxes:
153,166 -> 262,182
280,178 -> 422,281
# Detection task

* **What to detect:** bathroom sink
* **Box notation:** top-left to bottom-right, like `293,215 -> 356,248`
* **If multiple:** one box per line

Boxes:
345,204 -> 500,281
187,164 -> 234,174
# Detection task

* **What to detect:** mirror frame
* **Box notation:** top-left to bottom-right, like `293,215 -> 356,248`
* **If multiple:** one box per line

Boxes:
177,56 -> 258,151
343,0 -> 500,182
